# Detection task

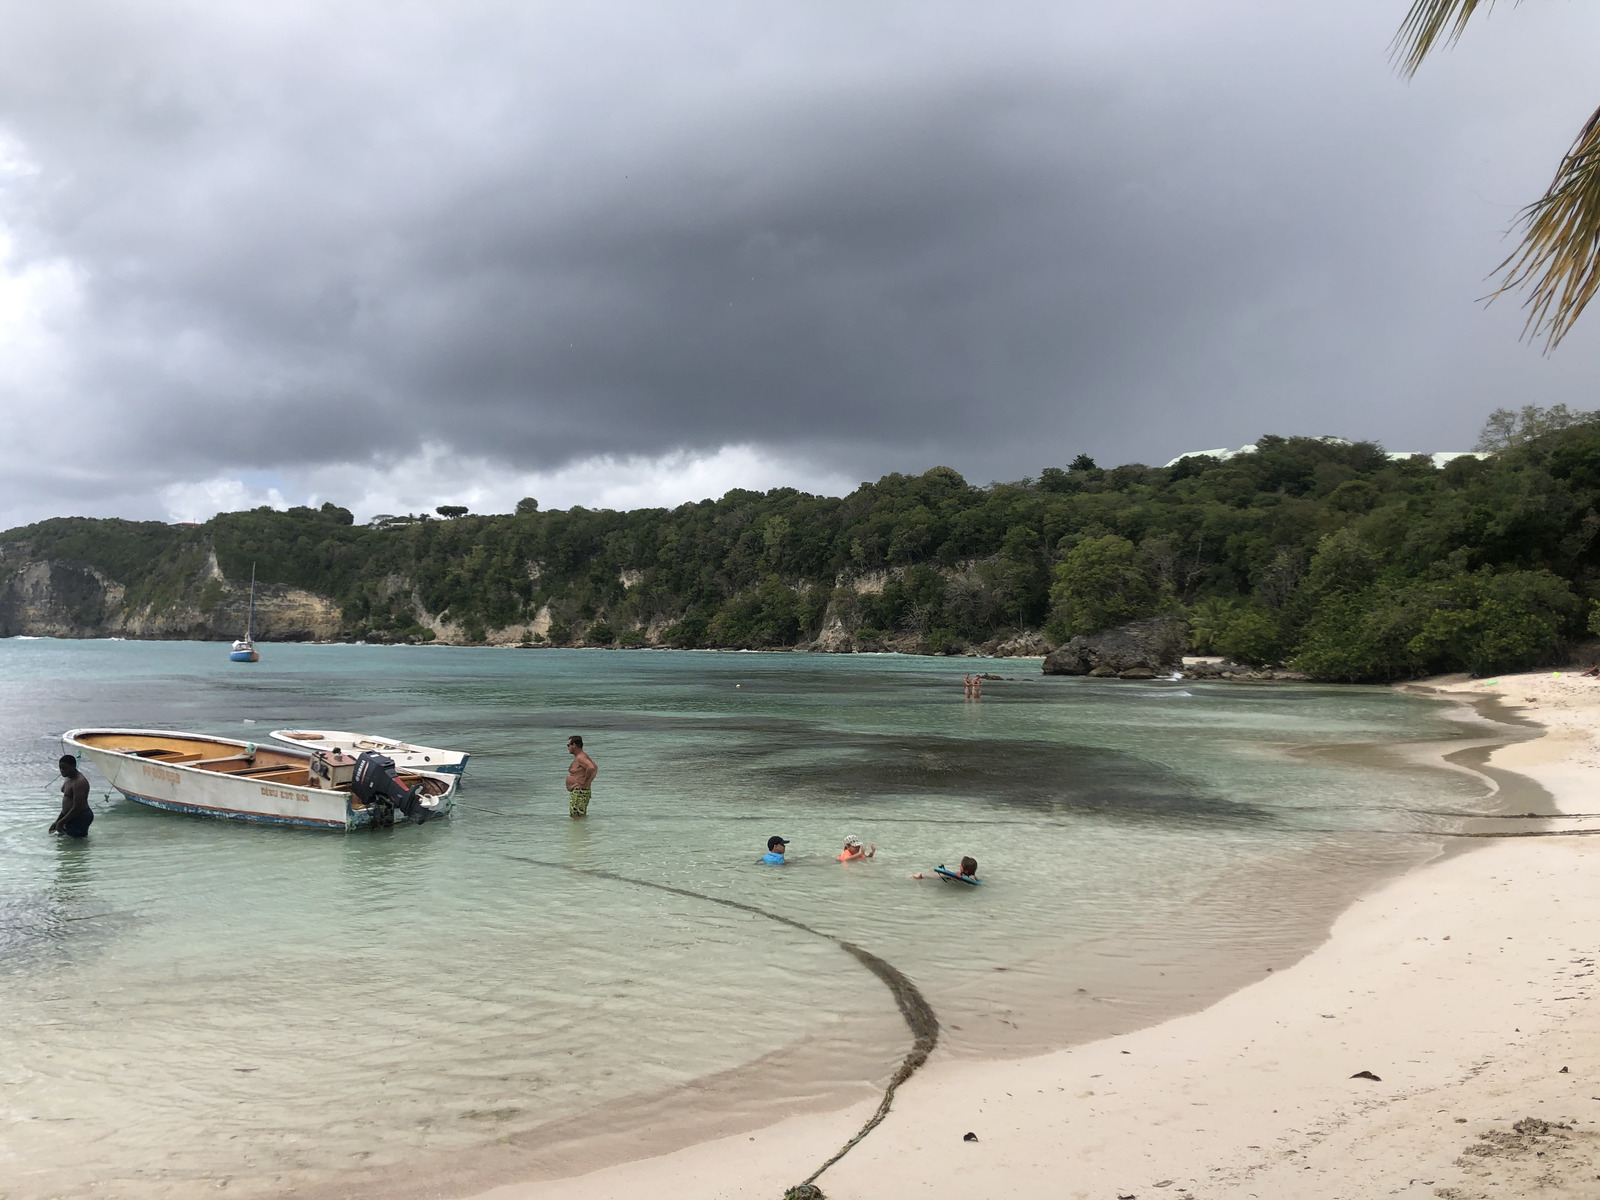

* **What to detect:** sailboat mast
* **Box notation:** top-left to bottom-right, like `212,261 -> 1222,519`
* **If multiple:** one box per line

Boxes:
248,563 -> 256,641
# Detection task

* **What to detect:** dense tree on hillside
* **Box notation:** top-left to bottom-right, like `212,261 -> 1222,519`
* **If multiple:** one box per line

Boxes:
5,410 -> 1600,680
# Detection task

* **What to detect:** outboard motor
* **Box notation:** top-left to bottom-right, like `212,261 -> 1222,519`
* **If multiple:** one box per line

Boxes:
352,751 -> 430,826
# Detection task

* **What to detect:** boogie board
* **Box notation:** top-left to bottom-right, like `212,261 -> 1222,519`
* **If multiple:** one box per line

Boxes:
934,866 -> 980,885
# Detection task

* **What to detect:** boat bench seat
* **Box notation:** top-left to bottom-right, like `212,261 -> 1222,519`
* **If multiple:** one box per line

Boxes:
191,755 -> 252,769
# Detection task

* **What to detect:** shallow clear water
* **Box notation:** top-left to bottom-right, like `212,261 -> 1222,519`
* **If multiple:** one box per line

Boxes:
0,641 -> 1501,1197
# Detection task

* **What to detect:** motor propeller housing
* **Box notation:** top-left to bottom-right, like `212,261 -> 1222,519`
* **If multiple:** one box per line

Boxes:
351,750 -> 430,825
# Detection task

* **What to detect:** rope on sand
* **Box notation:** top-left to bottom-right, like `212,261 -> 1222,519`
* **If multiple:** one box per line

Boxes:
783,940 -> 937,1197
502,855 -> 938,1199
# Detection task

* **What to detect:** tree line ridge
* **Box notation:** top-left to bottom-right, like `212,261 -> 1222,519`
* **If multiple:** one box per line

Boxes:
2,407 -> 1598,683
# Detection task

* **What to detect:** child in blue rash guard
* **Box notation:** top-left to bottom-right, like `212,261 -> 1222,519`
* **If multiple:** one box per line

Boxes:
760,835 -> 788,864
913,855 -> 979,882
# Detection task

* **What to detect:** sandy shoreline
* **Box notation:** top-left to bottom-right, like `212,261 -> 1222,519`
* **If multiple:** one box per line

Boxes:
464,671 -> 1600,1200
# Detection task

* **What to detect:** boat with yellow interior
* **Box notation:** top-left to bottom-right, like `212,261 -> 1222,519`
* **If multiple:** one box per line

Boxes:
62,728 -> 456,830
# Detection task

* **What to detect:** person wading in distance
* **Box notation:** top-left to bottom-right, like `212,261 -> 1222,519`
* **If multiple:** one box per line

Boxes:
565,736 -> 597,818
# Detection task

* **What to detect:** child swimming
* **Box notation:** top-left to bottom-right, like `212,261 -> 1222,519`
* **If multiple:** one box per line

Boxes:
837,835 -> 875,861
912,855 -> 979,883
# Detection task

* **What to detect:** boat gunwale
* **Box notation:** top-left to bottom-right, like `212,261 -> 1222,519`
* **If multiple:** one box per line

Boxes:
267,728 -> 470,775
267,727 -> 464,758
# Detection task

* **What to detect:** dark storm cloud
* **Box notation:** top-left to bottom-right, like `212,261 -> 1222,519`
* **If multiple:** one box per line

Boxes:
0,0 -> 1598,523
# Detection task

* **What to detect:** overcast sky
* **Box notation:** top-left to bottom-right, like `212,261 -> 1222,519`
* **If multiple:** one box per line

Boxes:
1,0 -> 1597,526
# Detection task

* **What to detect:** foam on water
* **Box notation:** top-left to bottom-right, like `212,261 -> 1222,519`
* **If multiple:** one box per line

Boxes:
0,642 -> 1501,1198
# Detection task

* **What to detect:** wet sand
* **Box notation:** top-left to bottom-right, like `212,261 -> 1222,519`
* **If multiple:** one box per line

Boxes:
463,672 -> 1600,1200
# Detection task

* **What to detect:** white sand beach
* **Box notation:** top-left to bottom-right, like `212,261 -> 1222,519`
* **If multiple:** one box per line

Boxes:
469,670 -> 1600,1200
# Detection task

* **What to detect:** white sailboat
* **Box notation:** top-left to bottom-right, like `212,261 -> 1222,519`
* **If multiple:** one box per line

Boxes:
230,563 -> 259,662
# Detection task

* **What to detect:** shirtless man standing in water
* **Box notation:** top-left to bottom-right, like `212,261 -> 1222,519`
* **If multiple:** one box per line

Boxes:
565,736 -> 597,818
49,754 -> 93,839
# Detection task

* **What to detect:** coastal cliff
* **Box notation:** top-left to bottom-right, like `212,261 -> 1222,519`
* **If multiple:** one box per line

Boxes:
3,422 -> 1599,680
0,541 -> 341,642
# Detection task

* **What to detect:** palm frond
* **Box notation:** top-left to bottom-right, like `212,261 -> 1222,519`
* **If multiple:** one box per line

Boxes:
1392,0 -> 1498,77
1490,106 -> 1600,350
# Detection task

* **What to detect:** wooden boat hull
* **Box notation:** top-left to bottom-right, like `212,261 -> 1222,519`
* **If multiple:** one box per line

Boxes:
62,729 -> 455,831
269,729 -> 469,776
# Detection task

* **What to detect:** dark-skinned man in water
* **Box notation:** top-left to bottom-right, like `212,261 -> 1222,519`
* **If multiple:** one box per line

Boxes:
49,754 -> 93,839
565,735 -> 597,818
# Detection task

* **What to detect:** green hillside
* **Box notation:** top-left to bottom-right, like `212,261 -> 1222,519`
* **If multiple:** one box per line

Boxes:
4,407 -> 1598,682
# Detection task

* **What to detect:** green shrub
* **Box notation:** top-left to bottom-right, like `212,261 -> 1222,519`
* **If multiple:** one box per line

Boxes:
663,613 -> 710,648
1291,591 -> 1419,682
1187,597 -> 1238,653
1214,607 -> 1282,666
1048,534 -> 1159,637
707,576 -> 801,647
1406,570 -> 1578,676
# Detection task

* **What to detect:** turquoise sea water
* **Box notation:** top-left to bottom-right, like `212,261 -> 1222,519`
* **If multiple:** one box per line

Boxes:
0,640 -> 1506,1198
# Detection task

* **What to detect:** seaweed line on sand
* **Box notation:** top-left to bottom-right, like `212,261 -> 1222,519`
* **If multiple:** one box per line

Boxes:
503,855 -> 939,1198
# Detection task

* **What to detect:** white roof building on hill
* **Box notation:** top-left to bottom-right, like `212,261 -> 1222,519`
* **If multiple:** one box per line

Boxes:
1162,439 -> 1489,471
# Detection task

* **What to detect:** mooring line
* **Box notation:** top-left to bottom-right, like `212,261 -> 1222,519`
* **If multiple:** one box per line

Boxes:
503,855 -> 938,1197
448,799 -> 521,818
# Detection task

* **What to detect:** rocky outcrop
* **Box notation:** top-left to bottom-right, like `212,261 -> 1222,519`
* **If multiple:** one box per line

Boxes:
0,560 -> 126,637
121,583 -> 339,641
0,556 -> 340,641
1182,659 -> 1309,682
1042,617 -> 1187,677
811,611 -> 856,653
993,631 -> 1050,658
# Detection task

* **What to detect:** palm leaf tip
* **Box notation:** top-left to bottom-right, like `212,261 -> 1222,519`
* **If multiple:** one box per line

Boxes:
1491,106 -> 1600,350
1392,0 -> 1497,77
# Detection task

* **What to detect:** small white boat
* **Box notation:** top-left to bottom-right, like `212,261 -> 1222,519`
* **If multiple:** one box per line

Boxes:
269,729 -> 469,776
63,729 -> 456,831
